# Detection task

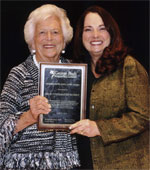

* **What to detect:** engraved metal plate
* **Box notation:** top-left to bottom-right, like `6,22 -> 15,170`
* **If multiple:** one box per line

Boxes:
38,63 -> 87,130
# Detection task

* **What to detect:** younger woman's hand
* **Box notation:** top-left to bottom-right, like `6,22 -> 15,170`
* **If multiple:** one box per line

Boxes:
69,119 -> 101,137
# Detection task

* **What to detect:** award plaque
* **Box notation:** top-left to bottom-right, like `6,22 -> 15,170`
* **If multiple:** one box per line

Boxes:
38,63 -> 87,130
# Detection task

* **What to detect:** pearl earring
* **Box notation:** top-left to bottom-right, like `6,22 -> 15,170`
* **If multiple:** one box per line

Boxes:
62,49 -> 65,54
31,49 -> 36,55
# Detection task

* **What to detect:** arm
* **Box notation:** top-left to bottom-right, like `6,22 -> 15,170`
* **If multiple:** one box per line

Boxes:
15,96 -> 51,133
0,66 -> 51,164
0,66 -> 22,167
96,56 -> 149,145
1,65 -> 51,132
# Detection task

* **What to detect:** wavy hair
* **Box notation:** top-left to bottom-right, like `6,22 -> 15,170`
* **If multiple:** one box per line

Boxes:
73,5 -> 129,75
24,4 -> 73,51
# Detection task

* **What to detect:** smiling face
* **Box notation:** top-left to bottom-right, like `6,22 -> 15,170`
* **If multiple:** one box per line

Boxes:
33,15 -> 65,62
82,12 -> 111,60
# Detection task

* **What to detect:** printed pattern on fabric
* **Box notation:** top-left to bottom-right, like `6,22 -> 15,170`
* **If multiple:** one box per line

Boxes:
0,55 -> 80,170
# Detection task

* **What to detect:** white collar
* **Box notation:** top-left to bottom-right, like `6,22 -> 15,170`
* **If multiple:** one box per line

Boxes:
33,55 -> 62,69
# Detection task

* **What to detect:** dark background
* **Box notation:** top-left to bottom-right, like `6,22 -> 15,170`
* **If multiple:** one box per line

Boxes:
1,0 -> 149,90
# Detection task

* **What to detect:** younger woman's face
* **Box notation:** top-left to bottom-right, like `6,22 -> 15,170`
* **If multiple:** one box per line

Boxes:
82,12 -> 111,59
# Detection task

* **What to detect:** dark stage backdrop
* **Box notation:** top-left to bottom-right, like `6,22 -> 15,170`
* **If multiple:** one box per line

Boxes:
1,1 -> 149,90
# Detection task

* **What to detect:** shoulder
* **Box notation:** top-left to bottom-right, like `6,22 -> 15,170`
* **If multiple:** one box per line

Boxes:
123,55 -> 148,77
5,56 -> 33,85
9,56 -> 34,77
9,62 -> 28,80
60,56 -> 71,63
124,55 -> 138,67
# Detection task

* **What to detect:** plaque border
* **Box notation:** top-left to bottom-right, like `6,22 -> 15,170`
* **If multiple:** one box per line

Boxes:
38,63 -> 87,130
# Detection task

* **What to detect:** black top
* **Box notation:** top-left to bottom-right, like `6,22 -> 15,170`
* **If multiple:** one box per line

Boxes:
77,63 -> 96,169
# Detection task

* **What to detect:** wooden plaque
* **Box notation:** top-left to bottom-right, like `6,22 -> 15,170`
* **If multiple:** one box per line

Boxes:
38,63 -> 87,130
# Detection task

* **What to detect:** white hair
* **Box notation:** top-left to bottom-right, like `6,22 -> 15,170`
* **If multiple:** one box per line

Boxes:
24,4 -> 73,51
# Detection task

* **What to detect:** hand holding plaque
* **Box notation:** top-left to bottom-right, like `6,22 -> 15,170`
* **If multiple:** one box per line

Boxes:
38,63 -> 87,130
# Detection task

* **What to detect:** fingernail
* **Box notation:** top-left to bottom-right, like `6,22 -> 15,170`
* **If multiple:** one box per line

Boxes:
47,110 -> 50,114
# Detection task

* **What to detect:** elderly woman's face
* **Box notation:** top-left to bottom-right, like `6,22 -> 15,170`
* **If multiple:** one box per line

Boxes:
82,12 -> 111,59
33,16 -> 65,62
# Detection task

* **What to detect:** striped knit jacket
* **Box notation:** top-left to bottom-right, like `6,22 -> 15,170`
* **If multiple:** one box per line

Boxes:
0,55 -> 80,170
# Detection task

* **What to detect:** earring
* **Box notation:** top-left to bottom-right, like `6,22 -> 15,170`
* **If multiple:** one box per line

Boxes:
62,49 -> 65,54
31,49 -> 36,55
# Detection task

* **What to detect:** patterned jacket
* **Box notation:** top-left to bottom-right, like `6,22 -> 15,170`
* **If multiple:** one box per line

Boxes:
0,55 -> 80,170
90,56 -> 149,170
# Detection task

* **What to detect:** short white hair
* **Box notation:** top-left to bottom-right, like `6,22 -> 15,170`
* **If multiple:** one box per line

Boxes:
24,4 -> 73,50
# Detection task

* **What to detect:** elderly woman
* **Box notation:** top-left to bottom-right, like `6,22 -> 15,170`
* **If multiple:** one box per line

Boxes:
0,4 -> 80,170
70,5 -> 149,170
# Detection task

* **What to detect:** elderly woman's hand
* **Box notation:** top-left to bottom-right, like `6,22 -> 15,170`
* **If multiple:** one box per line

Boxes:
69,119 -> 101,137
29,95 -> 51,122
15,96 -> 51,133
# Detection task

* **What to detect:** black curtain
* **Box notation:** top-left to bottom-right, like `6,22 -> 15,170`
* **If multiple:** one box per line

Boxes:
1,0 -> 149,90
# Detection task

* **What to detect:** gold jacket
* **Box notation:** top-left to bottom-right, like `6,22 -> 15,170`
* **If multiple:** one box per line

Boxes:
90,56 -> 149,170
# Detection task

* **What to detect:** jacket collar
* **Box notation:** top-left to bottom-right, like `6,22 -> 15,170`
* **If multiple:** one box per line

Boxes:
24,55 -> 70,84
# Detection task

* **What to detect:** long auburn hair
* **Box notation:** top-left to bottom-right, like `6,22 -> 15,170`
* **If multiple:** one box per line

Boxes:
73,5 -> 129,75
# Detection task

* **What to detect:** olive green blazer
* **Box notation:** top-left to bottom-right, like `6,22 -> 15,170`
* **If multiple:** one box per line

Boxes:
89,56 -> 149,170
